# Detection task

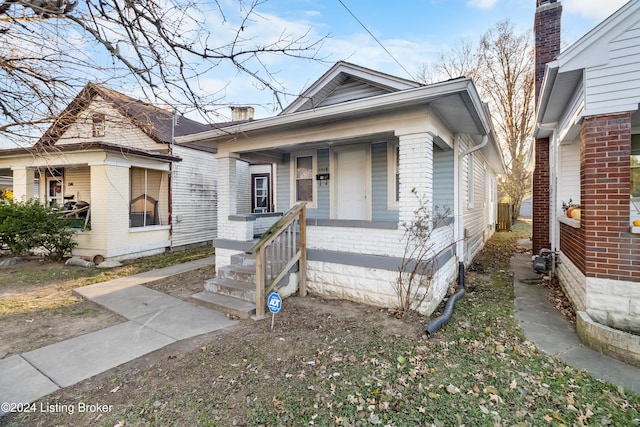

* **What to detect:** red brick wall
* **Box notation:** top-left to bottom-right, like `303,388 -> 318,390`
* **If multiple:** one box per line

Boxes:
559,222 -> 585,274
581,113 -> 640,282
533,138 -> 551,254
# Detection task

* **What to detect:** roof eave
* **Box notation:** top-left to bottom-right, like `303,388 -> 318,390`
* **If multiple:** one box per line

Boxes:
177,78 -> 490,145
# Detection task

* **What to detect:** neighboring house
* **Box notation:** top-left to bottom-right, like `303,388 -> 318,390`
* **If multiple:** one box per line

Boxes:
178,62 -> 504,316
0,83 -> 218,262
533,0 -> 640,353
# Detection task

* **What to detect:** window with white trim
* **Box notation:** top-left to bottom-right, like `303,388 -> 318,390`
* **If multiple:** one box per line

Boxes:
291,152 -> 316,208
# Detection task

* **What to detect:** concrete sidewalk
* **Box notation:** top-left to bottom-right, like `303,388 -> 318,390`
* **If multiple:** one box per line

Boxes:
0,256 -> 236,415
512,253 -> 640,393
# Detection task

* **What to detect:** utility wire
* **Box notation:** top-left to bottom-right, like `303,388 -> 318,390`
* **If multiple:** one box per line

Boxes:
337,0 -> 415,81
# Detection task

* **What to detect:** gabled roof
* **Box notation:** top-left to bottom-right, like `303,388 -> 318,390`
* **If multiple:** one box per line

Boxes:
36,83 -> 214,147
536,0 -> 640,135
281,61 -> 422,114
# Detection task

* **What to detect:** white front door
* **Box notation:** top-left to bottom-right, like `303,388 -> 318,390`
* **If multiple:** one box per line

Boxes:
335,148 -> 369,220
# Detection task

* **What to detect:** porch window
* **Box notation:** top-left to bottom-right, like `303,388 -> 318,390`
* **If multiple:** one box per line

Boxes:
130,167 -> 163,227
387,143 -> 399,209
92,113 -> 105,137
632,135 -> 640,221
294,154 -> 315,206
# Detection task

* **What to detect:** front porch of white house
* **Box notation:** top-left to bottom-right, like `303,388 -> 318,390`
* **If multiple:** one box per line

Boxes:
212,129 -> 461,316
0,144 -> 176,263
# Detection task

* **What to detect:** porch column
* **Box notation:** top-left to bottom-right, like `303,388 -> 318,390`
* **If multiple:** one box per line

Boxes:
11,167 -> 35,201
581,113 -> 637,282
397,132 -> 433,226
215,153 -> 240,240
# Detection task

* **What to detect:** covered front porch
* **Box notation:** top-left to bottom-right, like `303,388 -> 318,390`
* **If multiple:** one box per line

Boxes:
0,143 -> 177,262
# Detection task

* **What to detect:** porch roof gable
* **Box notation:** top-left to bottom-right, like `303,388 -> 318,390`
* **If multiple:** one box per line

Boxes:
280,61 -> 422,115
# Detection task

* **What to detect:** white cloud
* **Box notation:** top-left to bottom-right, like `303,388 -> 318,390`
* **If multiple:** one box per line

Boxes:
466,0 -> 500,9
563,0 -> 629,20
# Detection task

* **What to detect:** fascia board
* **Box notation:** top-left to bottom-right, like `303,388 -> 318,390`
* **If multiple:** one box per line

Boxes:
177,78 -> 485,144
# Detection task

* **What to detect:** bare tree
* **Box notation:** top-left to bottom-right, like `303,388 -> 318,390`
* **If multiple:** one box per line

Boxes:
420,21 -> 534,220
0,0 -> 325,146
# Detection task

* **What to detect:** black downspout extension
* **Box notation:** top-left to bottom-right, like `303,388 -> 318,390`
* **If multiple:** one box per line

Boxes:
424,262 -> 465,336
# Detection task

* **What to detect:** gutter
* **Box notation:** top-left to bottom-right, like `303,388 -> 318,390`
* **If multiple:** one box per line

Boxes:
176,78 -> 479,143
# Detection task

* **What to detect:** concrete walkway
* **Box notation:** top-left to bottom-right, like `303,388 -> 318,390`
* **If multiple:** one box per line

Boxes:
512,253 -> 640,393
0,256 -> 236,415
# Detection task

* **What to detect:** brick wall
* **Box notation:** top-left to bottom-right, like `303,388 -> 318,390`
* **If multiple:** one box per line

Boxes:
581,113 -> 640,282
533,137 -> 551,254
559,222 -> 585,274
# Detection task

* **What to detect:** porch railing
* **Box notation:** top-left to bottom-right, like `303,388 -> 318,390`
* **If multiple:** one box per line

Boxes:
246,202 -> 307,317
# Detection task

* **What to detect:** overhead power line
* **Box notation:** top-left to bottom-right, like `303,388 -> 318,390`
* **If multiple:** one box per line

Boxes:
336,0 -> 415,80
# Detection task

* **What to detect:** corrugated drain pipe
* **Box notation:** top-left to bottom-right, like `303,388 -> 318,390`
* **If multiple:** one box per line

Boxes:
424,262 -> 465,336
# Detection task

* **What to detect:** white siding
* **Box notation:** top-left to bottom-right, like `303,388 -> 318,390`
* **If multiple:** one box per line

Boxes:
63,166 -> 91,203
585,22 -> 640,114
56,98 -> 165,152
171,146 -> 217,248
461,136 -> 494,264
557,141 -> 581,211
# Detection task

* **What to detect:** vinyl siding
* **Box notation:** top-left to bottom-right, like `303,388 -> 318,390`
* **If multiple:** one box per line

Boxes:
314,149 -> 330,219
64,166 -> 91,203
585,22 -> 640,114
171,145 -> 217,247
56,99 -> 165,152
557,141 -> 581,210
433,147 -> 454,219
462,136 -> 492,264
277,153 -> 291,212
236,161 -> 250,214
371,142 -> 398,221
317,78 -> 391,108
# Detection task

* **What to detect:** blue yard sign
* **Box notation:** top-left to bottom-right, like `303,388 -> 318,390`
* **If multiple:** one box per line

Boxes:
267,292 -> 282,314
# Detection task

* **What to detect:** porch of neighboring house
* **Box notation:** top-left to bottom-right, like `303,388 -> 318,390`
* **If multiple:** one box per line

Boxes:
2,148 -> 175,263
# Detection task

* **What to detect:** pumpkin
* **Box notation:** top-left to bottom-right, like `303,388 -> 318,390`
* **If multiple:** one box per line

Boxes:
633,219 -> 640,226
566,207 -> 576,218
571,208 -> 581,220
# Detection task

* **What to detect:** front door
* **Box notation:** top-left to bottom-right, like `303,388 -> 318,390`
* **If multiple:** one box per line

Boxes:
46,176 -> 64,207
251,173 -> 271,213
335,148 -> 368,220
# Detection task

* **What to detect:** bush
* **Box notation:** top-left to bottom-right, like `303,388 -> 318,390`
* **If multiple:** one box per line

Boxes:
0,199 -> 77,261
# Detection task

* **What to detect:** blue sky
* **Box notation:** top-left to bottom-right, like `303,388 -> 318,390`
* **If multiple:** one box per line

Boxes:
207,0 -> 630,119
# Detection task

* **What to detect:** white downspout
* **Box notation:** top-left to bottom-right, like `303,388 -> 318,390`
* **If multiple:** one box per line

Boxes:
456,134 -> 489,265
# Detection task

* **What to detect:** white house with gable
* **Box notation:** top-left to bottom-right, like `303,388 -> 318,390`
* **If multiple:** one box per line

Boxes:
179,62 -> 504,317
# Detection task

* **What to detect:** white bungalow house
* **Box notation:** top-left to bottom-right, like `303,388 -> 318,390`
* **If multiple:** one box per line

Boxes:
533,0 -> 640,364
0,84 -> 220,263
178,62 -> 504,317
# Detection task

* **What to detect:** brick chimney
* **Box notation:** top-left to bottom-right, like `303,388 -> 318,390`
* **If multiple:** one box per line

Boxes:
534,0 -> 562,103
532,0 -> 562,254
230,106 -> 255,122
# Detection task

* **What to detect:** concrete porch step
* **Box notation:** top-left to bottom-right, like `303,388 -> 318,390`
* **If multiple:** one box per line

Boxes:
217,264 -> 257,283
188,291 -> 256,320
204,277 -> 256,302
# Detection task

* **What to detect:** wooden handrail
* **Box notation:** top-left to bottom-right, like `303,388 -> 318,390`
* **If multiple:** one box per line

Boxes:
249,202 -> 306,317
